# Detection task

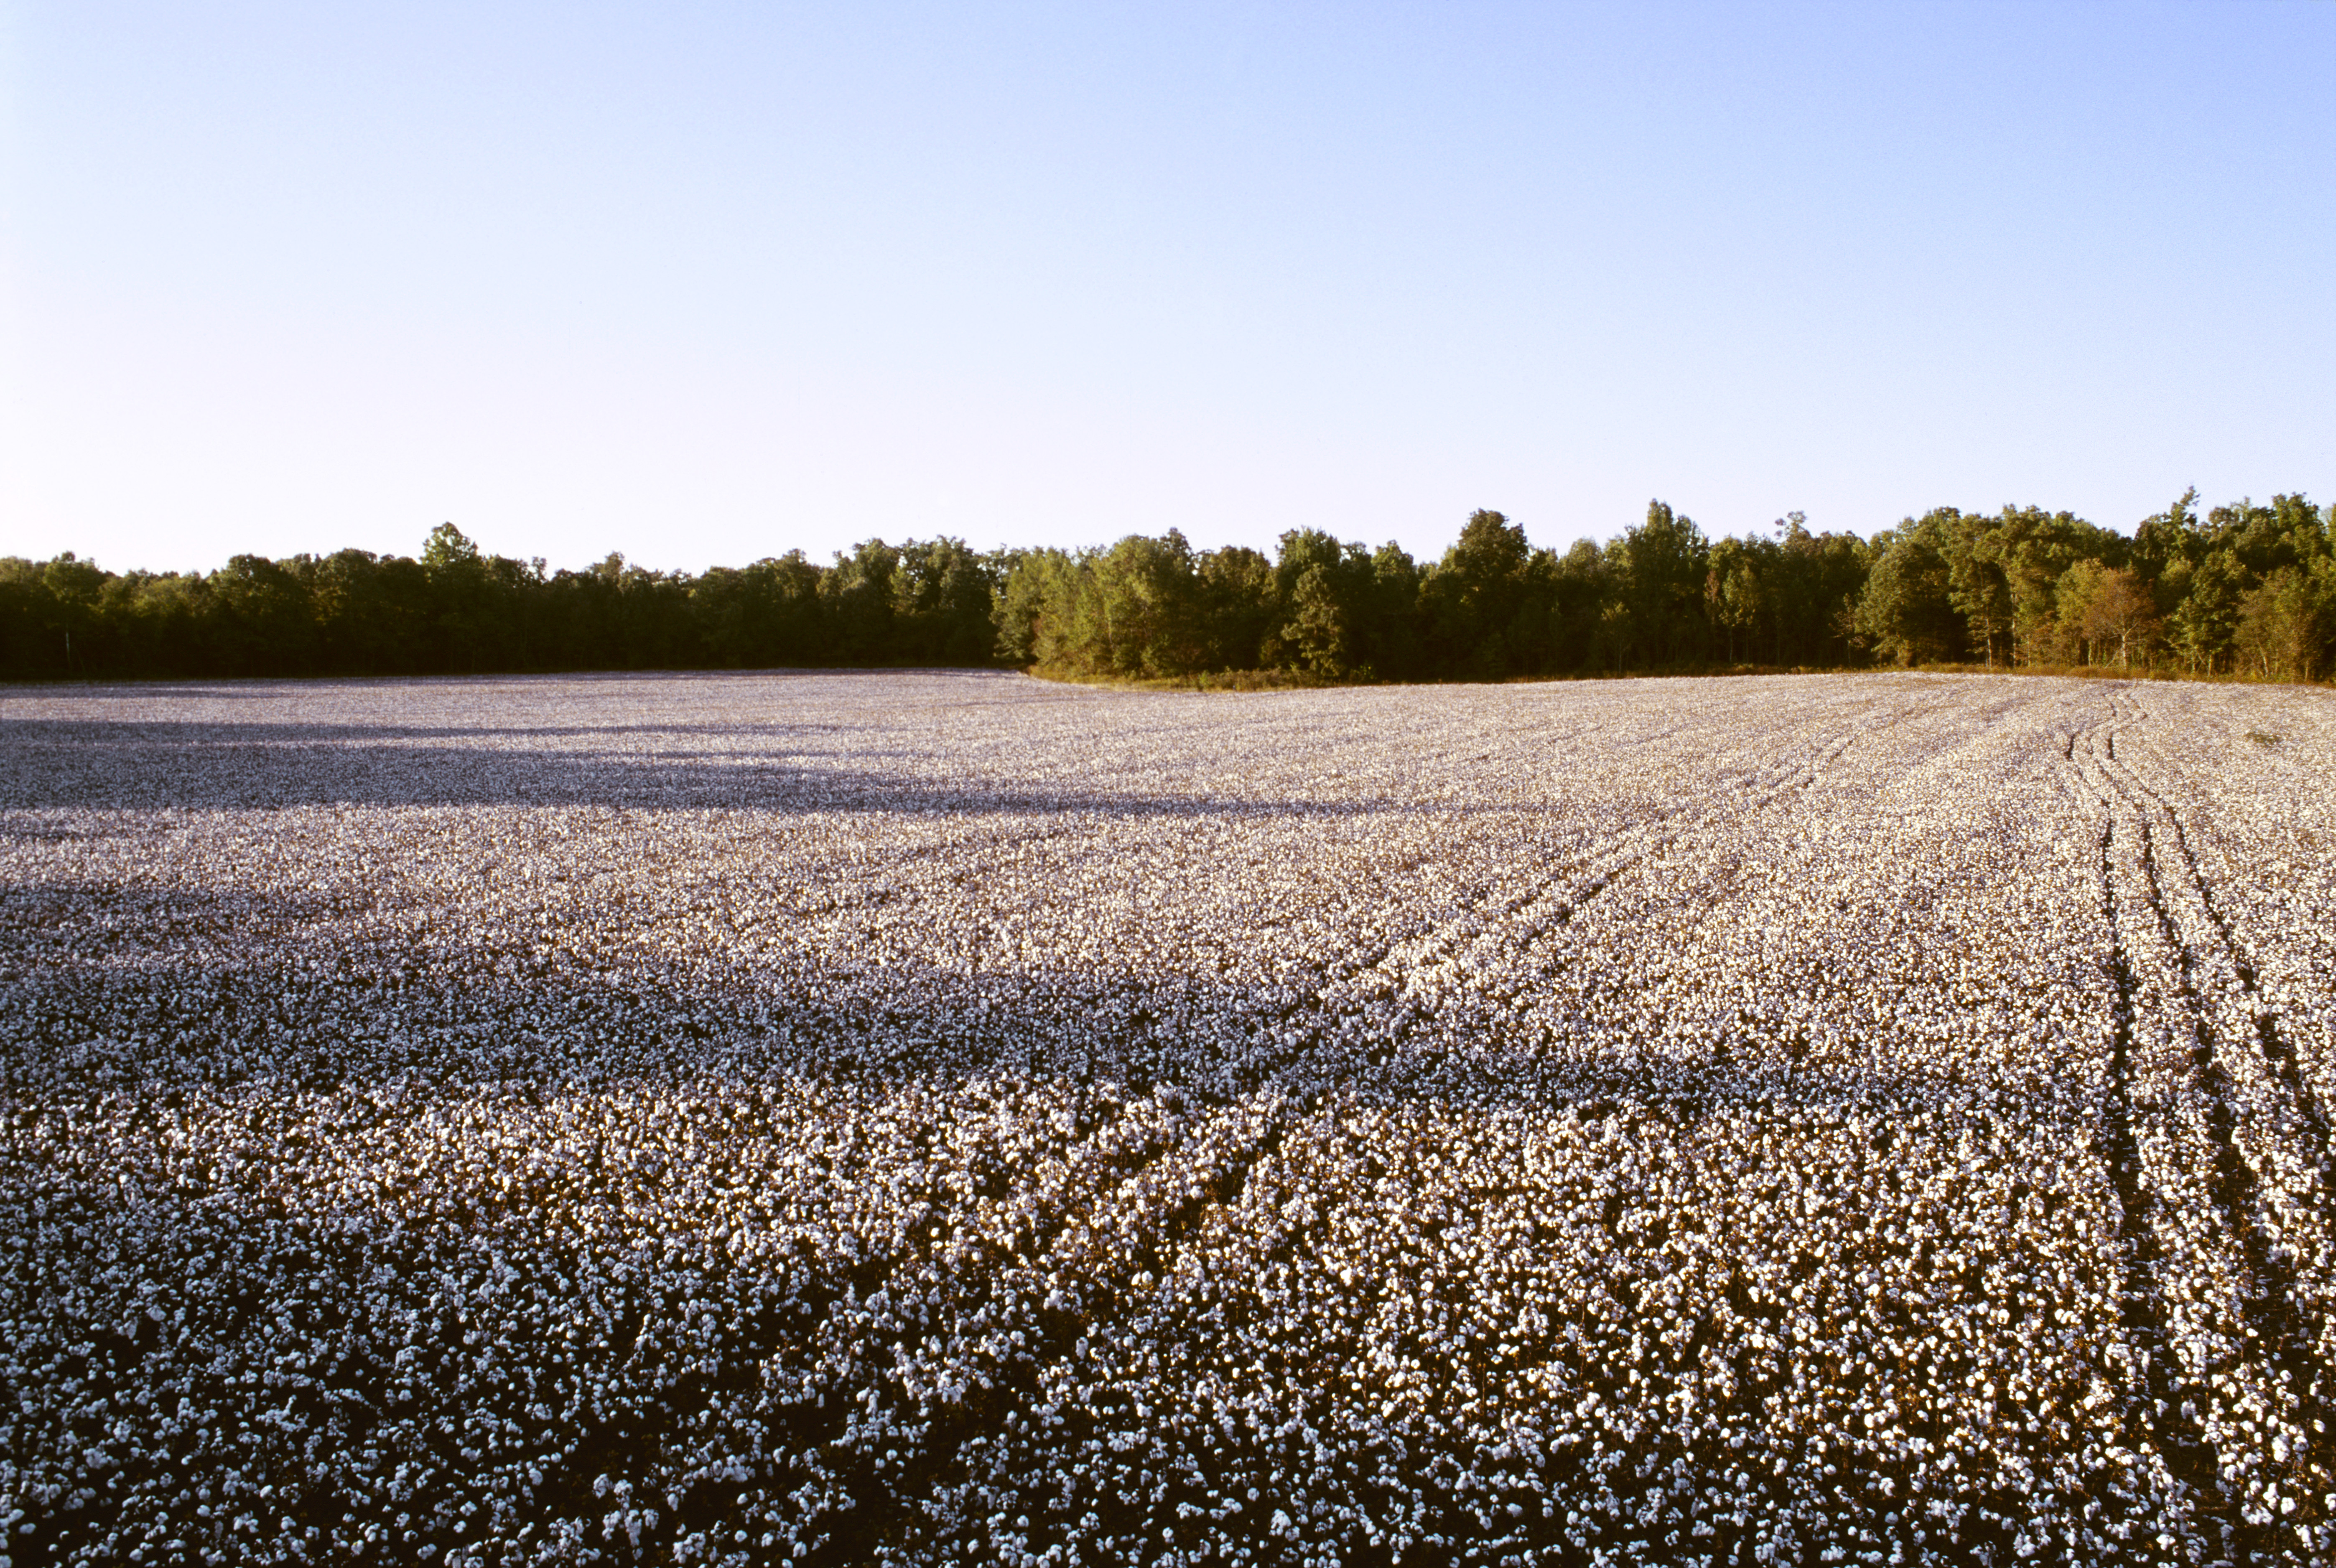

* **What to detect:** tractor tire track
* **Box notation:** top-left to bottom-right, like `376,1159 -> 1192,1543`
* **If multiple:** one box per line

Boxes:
2075,692 -> 2325,1565
2071,708 -> 2238,1557
2093,693 -> 2336,1545
797,1092 -> 1294,1565
1369,692 -> 1937,1041
2100,695 -> 2336,1190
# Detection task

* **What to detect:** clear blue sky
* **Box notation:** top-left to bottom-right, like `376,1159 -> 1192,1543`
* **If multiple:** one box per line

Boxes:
5,3 -> 2331,575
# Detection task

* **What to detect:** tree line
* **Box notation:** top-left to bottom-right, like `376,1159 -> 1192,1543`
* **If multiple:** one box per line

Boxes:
5,491 -> 2330,685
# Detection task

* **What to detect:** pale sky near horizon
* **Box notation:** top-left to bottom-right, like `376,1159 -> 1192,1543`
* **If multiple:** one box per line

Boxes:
4,3 -> 2332,577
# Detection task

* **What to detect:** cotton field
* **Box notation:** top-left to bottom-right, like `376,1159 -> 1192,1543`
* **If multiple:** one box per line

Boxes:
3,670 -> 2333,1568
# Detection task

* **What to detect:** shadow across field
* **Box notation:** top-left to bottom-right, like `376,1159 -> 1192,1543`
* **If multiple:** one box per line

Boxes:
3,867 -> 2074,1122
0,718 -> 1512,820
5,910 -> 2119,1568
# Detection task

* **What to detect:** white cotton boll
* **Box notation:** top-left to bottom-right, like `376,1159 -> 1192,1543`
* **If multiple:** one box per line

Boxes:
10,672 -> 2323,1564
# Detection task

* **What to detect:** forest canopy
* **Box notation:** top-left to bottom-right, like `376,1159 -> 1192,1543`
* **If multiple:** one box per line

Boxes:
5,493 -> 2331,685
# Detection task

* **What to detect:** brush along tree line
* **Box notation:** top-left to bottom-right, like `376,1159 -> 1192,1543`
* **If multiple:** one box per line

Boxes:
5,490 -> 2330,684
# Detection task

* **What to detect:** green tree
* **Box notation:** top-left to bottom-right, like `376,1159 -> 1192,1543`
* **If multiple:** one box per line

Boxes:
1613,501 -> 1710,669
1365,543 -> 1423,679
2165,551 -> 2246,674
1195,546 -> 1279,671
991,547 -> 1078,669
1098,531 -> 1210,676
1271,531 -> 1380,677
695,551 -> 831,668
824,540 -> 902,664
892,537 -> 999,664
1544,540 -> 1608,672
213,553 -> 319,675
2129,488 -> 2201,594
2234,564 -> 2333,681
420,523 -> 500,672
41,553 -> 107,674
1942,518 -> 2012,668
1280,566 -> 1348,676
1770,515 -> 1869,667
1855,514 -> 1962,665
1704,536 -> 1773,665
1422,510 -> 1534,676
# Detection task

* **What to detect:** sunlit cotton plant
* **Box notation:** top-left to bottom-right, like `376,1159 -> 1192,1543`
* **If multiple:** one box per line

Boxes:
0,670 -> 2330,1564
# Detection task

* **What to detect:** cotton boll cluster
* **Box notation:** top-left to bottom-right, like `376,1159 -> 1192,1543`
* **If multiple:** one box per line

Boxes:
1,669 -> 2331,1566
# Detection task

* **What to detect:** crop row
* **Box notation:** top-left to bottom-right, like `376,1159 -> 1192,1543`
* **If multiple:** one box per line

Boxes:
1,670 -> 2331,1566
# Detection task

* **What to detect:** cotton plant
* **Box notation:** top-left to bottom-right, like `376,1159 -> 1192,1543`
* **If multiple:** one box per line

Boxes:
0,669 -> 2330,1566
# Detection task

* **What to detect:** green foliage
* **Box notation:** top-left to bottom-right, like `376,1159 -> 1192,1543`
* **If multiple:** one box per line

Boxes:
1609,501 -> 1711,669
1273,529 -> 1386,677
2234,563 -> 2336,682
5,491 -> 2329,684
1855,512 -> 1963,666
0,528 -> 998,680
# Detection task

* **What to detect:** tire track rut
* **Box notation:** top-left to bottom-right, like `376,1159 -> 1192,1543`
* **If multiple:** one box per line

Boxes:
2100,696 -> 2336,1188
2078,756 -> 2234,1555
1363,694 -> 1937,1062
2075,690 -> 2328,1564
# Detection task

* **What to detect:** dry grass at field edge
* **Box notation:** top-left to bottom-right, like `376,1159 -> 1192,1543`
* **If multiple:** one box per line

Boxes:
1029,661 -> 2336,693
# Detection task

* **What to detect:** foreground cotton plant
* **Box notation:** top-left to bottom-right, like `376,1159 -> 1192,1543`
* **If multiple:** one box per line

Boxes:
1,669 -> 2332,1567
